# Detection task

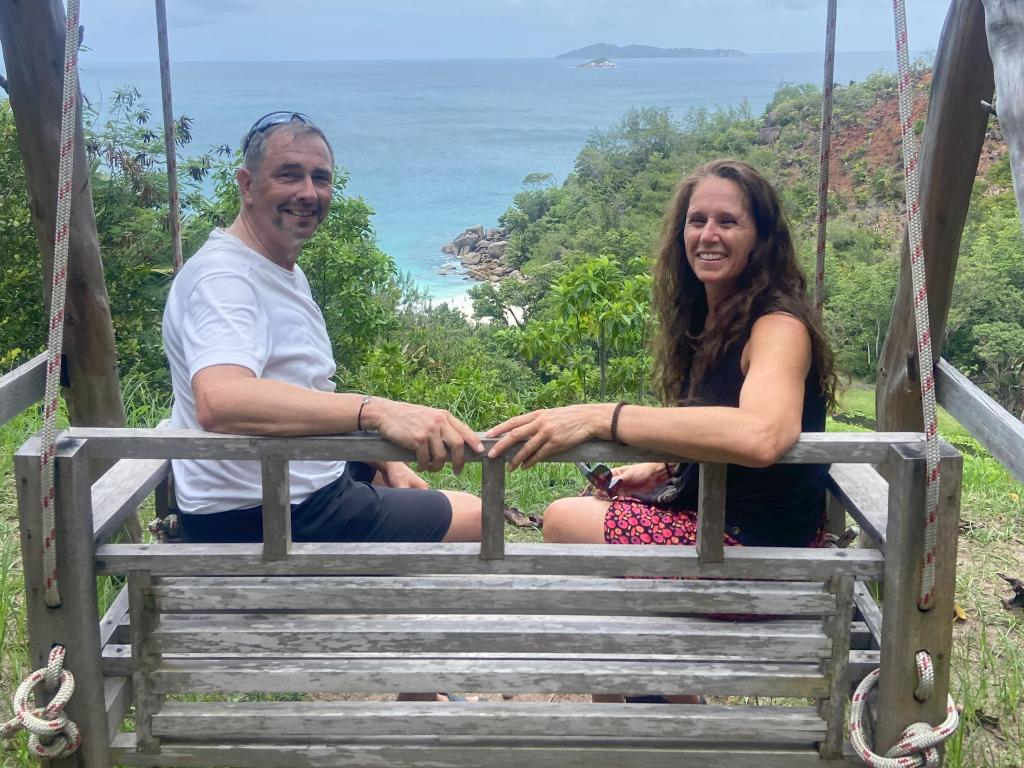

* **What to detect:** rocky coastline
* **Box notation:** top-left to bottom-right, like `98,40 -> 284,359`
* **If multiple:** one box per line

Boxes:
440,225 -> 523,283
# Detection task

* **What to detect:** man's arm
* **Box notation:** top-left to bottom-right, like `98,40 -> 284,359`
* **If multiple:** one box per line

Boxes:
192,365 -> 483,472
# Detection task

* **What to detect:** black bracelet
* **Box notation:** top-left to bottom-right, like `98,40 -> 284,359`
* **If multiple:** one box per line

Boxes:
610,401 -> 628,445
357,394 -> 372,432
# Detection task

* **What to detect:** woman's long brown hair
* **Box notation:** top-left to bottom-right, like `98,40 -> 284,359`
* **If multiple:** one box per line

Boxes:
652,159 -> 837,409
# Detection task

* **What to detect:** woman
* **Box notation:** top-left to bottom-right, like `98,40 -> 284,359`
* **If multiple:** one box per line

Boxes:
487,158 -> 836,551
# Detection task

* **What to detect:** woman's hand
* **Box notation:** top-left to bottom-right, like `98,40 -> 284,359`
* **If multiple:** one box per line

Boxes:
610,462 -> 673,495
486,404 -> 611,470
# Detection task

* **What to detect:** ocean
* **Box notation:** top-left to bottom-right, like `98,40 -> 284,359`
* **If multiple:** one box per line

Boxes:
81,53 -> 903,300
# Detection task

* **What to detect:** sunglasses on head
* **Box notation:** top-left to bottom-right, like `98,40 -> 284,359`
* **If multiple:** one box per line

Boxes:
241,111 -> 314,155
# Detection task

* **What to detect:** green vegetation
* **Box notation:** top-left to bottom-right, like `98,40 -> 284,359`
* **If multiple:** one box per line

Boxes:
1,67 -> 1024,767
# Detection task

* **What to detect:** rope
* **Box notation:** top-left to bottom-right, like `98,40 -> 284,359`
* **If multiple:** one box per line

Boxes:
154,0 -> 183,273
39,0 -> 83,609
892,0 -> 942,612
849,652 -> 958,767
814,0 -> 837,314
1,646 -> 81,759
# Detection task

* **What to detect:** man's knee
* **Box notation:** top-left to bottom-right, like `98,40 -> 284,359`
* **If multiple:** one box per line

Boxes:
441,490 -> 481,542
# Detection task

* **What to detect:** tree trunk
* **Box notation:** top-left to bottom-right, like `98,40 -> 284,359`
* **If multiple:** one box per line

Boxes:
982,0 -> 1024,235
875,0 -> 994,431
0,0 -> 125,427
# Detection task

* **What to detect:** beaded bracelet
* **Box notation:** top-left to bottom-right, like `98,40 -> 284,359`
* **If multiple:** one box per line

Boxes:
610,401 -> 628,444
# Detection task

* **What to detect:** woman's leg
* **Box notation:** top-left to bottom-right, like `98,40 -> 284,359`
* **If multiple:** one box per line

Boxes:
542,496 -> 611,543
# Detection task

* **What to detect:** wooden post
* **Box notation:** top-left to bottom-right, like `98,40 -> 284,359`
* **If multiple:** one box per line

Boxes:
261,455 -> 291,561
15,438 -> 111,767
128,571 -> 161,753
696,462 -> 726,564
875,0 -> 994,430
818,573 -> 854,759
0,0 -> 126,429
981,0 -> 1024,235
874,442 -> 962,753
480,456 -> 506,560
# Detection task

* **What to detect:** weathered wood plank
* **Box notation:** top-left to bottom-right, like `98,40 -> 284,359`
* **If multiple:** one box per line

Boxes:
260,455 -> 290,561
982,0 -> 1024,234
0,351 -> 45,424
875,445 -> 962,751
110,733 -> 868,768
16,440 -> 111,768
853,581 -> 883,649
819,574 -> 854,759
827,464 -> 889,552
151,700 -> 826,741
936,358 -> 1024,485
95,542 -> 886,581
129,572 -> 162,753
92,458 -> 170,544
65,428 -> 925,464
99,584 -> 130,648
99,655 -> 830,698
480,456 -> 505,560
875,0 -> 995,429
150,575 -> 835,616
697,463 -> 726,563
103,676 -> 132,745
149,614 -> 831,660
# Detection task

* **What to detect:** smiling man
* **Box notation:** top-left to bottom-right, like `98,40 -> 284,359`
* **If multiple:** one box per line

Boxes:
162,112 -> 482,545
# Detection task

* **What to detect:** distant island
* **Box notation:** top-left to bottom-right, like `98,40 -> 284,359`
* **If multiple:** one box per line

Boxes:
557,43 -> 745,59
580,57 -> 616,69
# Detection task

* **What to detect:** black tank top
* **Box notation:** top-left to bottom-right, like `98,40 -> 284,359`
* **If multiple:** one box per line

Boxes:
670,327 -> 828,547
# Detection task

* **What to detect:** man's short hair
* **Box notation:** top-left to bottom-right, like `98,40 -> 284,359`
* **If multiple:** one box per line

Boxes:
242,117 -> 335,175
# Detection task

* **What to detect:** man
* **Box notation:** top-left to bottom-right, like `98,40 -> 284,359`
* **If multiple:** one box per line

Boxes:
163,111 -> 482,543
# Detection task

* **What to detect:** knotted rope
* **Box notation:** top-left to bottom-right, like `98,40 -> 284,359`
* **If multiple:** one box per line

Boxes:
39,0 -> 83,608
892,0 -> 942,613
814,0 -> 837,314
849,652 -> 958,767
1,646 -> 81,759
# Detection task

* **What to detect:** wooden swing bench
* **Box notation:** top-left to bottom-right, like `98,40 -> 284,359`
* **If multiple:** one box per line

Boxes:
11,409 -> 962,768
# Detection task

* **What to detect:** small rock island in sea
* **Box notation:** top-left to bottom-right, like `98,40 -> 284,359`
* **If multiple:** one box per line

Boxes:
557,43 -> 745,59
441,225 -> 522,283
580,57 -> 616,69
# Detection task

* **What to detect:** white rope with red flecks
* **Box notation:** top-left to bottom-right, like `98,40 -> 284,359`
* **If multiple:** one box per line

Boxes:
39,0 -> 82,609
892,0 -> 942,615
814,0 -> 837,314
847,2 -> 959,764
849,651 -> 958,767
1,646 -> 81,759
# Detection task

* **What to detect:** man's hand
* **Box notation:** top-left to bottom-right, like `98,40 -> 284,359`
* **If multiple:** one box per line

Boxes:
365,399 -> 484,474
378,461 -> 429,489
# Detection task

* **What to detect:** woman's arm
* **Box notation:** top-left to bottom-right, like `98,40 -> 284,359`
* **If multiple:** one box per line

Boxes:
487,313 -> 812,470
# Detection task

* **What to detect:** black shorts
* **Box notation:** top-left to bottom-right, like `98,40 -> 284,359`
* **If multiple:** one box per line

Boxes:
179,462 -> 453,543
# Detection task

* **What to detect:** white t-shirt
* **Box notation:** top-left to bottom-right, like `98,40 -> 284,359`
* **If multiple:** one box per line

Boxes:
162,229 -> 346,514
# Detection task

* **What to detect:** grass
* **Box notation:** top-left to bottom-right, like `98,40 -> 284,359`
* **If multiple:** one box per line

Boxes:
2,386 -> 1023,766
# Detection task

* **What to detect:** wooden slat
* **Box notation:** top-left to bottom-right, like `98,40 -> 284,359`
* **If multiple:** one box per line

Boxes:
110,733 -> 867,768
697,463 -> 726,563
151,700 -> 826,741
100,584 -> 130,648
66,427 -> 925,464
96,542 -> 886,581
149,614 -> 831,660
260,455 -> 290,561
819,574 -> 854,758
104,676 -> 132,745
853,581 -> 883,649
129,572 -> 162,753
92,458 -> 171,544
936,358 -> 1024,485
150,575 -> 836,616
0,351 -> 45,424
127,655 -> 829,698
827,464 -> 888,552
480,456 -> 505,560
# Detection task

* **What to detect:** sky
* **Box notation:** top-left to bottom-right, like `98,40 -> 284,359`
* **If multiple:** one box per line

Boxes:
18,0 -> 951,63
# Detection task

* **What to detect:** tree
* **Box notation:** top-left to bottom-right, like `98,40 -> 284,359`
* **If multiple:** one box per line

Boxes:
0,0 -> 125,426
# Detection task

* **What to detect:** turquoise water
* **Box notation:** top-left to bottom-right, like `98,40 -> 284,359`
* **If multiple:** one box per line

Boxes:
82,53 -> 901,299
